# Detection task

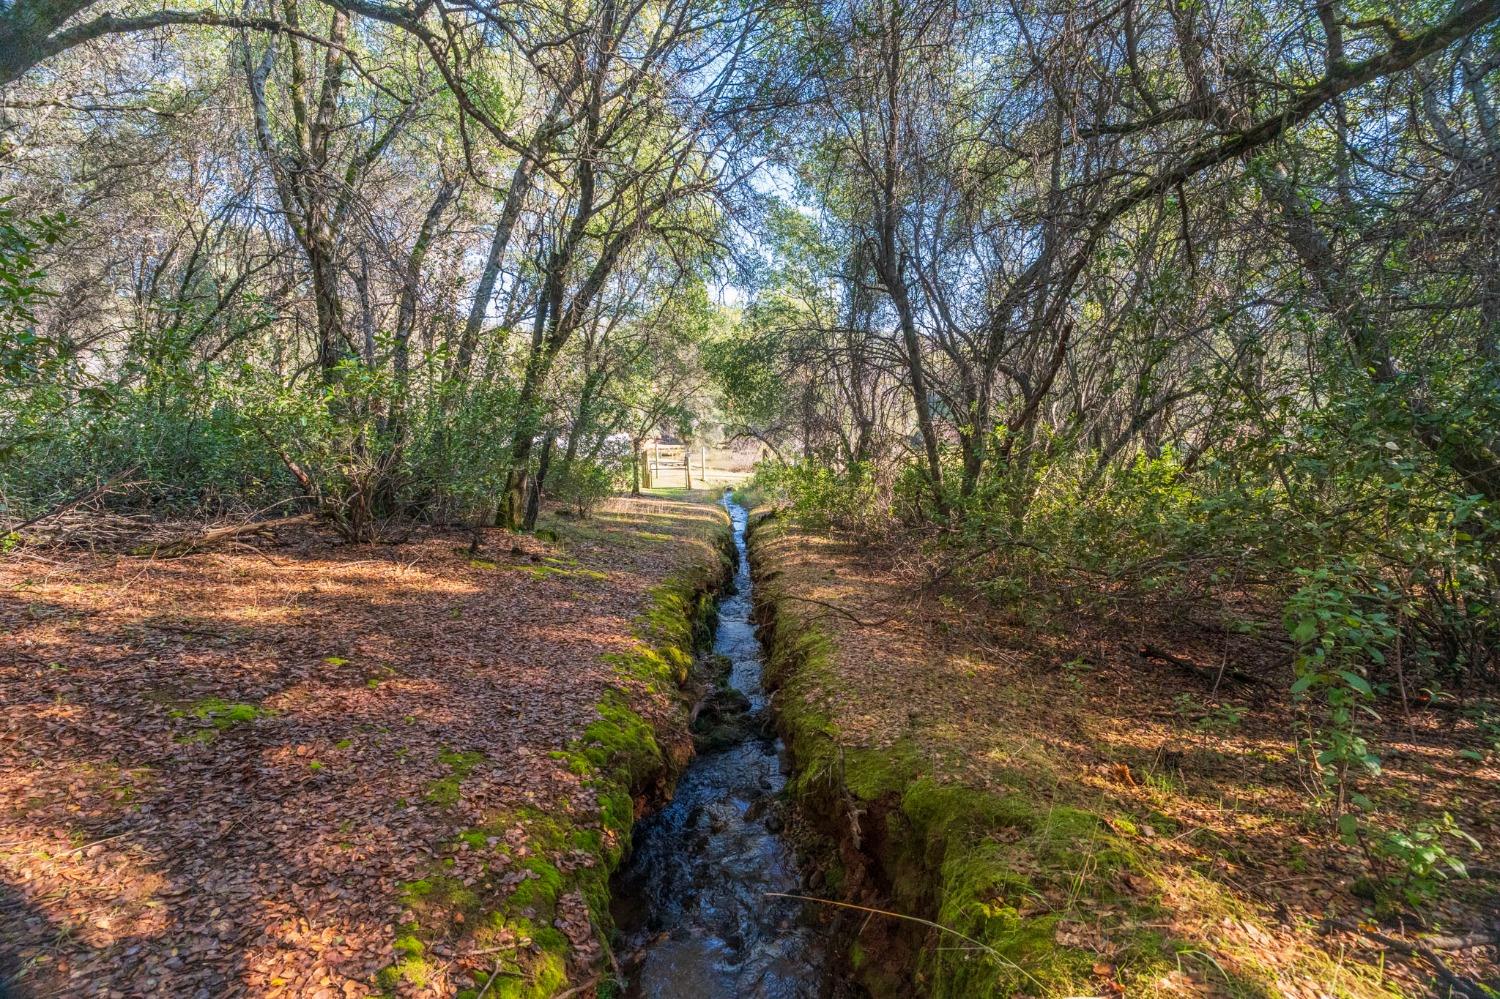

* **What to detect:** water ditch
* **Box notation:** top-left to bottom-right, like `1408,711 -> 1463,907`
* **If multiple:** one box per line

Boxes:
610,496 -> 851,998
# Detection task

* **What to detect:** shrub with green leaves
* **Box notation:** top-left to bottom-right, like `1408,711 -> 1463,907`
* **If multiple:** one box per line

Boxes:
754,460 -> 887,534
550,456 -> 619,518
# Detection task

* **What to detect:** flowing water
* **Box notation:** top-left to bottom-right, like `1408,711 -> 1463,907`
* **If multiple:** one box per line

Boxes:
611,496 -> 841,998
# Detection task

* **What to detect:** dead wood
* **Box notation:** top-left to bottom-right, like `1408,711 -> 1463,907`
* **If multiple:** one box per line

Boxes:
1132,642 -> 1269,687
1323,918 -> 1492,999
1419,931 -> 1498,952
148,512 -> 318,558
552,976 -> 602,999
6,464 -> 141,535
777,593 -> 895,628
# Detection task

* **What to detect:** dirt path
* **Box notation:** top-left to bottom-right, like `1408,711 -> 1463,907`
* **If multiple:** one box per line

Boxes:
750,514 -> 1500,998
0,495 -> 727,998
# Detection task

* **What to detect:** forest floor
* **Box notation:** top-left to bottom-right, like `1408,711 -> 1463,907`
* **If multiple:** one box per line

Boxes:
0,493 -> 727,998
751,515 -> 1499,998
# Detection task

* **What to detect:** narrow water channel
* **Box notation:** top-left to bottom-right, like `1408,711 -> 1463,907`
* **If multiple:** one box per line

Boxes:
611,496 -> 840,998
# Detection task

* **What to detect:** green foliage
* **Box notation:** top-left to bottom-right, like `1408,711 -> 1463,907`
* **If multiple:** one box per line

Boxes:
0,199 -> 71,389
859,380 -> 1498,914
1459,702 -> 1500,764
402,382 -> 521,521
2,332 -> 525,529
1347,812 -> 1481,909
1285,564 -> 1390,807
753,460 -> 886,534
550,456 -> 619,518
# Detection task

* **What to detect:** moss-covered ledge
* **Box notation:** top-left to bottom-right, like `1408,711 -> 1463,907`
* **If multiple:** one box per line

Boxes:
380,511 -> 733,999
746,511 -> 1170,999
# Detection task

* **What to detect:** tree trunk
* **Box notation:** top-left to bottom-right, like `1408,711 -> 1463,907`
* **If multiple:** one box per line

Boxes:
1263,167 -> 1500,502
523,428 -> 557,531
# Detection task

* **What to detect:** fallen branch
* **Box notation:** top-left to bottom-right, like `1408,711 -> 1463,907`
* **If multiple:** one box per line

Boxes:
1132,643 -> 1268,687
55,830 -> 136,858
765,893 -> 1042,989
777,594 -> 895,628
149,512 -> 318,558
1323,918 -> 1491,999
7,464 -> 141,535
473,959 -> 509,999
1419,931 -> 1498,952
552,976 -> 602,999
144,621 -> 233,640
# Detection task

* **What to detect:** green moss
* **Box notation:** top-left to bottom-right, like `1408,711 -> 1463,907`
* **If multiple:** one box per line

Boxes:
425,749 -> 485,807
172,697 -> 269,727
454,829 -> 490,850
401,873 -> 479,912
508,858 -> 564,914
170,697 -> 270,742
504,561 -> 610,583
378,933 -> 431,991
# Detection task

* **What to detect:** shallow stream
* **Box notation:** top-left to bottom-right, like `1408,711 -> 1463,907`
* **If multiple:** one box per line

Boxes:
611,497 -> 841,998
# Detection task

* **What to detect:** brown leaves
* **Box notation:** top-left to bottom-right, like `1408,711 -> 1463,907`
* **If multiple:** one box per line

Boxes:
759,518 -> 1500,997
0,498 -> 720,996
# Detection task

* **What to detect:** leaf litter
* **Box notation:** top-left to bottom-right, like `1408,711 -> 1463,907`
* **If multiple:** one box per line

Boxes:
756,522 -> 1499,997
0,496 -> 726,997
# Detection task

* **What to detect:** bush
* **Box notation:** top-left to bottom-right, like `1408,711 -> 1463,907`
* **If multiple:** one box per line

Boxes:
401,382 -> 519,523
550,456 -> 620,518
753,460 -> 888,534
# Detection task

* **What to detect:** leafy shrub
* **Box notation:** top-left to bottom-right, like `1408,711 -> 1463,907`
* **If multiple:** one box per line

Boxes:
1284,563 -> 1390,813
753,460 -> 888,534
401,382 -> 519,523
550,456 -> 621,518
1346,812 -> 1480,909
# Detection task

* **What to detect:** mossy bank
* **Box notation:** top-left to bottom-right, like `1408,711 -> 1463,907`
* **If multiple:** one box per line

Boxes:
747,511 -> 1172,998
380,510 -> 734,998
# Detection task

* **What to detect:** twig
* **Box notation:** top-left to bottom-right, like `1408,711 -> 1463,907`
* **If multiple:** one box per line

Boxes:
7,464 -> 141,534
553,975 -> 601,999
1324,918 -> 1490,998
144,621 -> 233,640
1419,931 -> 1498,952
148,512 -> 318,558
474,959 -> 522,999
764,892 -> 1043,990
55,830 -> 135,858
1133,643 -> 1268,687
777,595 -> 895,628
